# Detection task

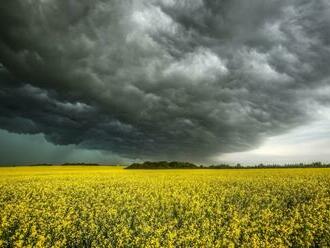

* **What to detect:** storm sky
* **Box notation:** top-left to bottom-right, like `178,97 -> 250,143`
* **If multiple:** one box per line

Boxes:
1,0 -> 330,164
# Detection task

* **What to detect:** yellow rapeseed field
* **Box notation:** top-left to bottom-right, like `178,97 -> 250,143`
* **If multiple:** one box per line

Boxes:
0,166 -> 329,247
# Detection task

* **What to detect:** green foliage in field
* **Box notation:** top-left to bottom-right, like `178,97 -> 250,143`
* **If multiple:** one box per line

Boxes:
0,167 -> 329,247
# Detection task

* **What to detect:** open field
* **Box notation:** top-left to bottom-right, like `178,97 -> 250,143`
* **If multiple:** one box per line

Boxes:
0,167 -> 329,247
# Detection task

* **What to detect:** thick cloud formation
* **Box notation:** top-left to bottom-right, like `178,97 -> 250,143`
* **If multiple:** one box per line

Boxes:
0,0 -> 330,162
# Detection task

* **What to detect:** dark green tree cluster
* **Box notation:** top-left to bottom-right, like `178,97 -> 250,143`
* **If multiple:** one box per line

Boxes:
126,161 -> 198,169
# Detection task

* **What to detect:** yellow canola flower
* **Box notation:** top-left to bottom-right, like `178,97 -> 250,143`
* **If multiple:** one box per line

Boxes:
0,166 -> 329,247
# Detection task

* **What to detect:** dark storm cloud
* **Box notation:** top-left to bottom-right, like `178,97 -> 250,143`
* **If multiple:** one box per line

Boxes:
0,0 -> 330,162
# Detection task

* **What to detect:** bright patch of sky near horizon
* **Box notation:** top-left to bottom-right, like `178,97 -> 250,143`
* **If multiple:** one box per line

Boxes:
217,108 -> 330,165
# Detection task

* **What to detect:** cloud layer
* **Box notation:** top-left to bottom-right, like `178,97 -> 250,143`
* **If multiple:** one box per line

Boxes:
1,0 -> 330,162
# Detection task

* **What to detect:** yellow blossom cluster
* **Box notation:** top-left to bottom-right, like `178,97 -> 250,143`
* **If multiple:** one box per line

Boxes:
0,166 -> 329,247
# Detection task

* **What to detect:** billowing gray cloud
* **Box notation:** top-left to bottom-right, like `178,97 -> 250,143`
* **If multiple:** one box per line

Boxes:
0,0 -> 330,162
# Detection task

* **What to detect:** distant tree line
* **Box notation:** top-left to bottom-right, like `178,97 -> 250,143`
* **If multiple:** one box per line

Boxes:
61,163 -> 100,166
204,161 -> 330,169
2,161 -> 330,168
126,161 -> 330,169
126,161 -> 198,169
